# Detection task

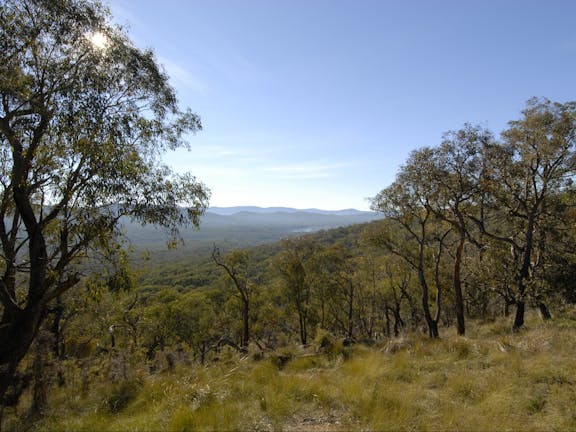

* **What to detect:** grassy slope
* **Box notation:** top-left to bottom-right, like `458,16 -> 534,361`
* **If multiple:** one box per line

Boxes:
15,309 -> 576,432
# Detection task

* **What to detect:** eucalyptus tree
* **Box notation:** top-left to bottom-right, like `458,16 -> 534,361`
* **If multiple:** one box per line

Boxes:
383,255 -> 419,336
354,249 -> 386,340
212,248 -> 253,348
144,290 -> 221,364
538,195 -> 576,306
274,238 -> 316,346
474,98 -> 576,329
314,244 -> 357,339
423,125 -> 492,335
0,0 -> 209,399
371,149 -> 444,338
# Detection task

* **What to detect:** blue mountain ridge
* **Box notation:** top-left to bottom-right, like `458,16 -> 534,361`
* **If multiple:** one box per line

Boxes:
122,206 -> 381,251
206,206 -> 371,216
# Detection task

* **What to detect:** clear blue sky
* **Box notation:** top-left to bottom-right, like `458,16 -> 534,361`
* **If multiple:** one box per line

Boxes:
106,0 -> 576,210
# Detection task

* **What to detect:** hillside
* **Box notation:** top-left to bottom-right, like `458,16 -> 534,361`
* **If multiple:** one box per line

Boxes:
5,217 -> 576,432
17,312 -> 576,432
121,206 -> 380,256
136,221 -> 368,294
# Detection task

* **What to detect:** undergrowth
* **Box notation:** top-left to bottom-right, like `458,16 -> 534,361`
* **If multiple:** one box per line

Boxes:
5,311 -> 576,431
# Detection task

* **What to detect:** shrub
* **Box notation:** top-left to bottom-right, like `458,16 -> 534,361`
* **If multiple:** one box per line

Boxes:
313,328 -> 336,353
102,379 -> 142,413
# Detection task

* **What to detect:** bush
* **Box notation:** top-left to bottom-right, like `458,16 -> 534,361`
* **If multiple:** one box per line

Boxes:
270,350 -> 294,370
313,328 -> 336,353
102,380 -> 142,413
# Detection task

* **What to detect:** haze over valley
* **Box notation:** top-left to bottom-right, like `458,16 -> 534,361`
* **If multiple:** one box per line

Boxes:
2,1 -> 576,431
122,206 -> 380,253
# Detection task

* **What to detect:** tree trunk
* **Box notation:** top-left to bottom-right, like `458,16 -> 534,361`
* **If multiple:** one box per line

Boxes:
453,233 -> 466,335
428,319 -> 440,338
384,303 -> 391,337
419,266 -> 440,339
298,311 -> 307,346
346,281 -> 354,339
414,226 -> 440,339
108,325 -> 116,348
320,296 -> 326,330
392,305 -> 404,338
28,332 -> 51,419
512,301 -> 525,330
538,302 -> 552,320
503,297 -> 516,317
241,300 -> 250,348
0,305 -> 45,403
50,297 -> 64,359
513,217 -> 535,330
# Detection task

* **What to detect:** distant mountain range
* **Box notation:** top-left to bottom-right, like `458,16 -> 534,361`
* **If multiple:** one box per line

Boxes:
122,206 -> 381,254
206,206 -> 370,216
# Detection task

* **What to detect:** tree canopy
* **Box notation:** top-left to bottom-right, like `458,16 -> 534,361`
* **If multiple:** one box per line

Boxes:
371,97 -> 576,334
0,0 -> 209,400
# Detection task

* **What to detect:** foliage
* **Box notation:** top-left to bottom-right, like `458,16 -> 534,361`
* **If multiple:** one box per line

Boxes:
212,247 -> 254,348
371,98 -> 576,333
0,0 -> 209,401
43,96 -> 576,380
103,379 -> 142,413
2,7 -> 575,422
11,313 -> 576,432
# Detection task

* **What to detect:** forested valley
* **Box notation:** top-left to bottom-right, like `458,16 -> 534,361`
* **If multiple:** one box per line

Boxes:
1,0 -> 576,430
5,95 -> 576,429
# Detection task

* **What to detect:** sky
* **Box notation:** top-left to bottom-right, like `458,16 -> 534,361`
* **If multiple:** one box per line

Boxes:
106,0 -> 576,211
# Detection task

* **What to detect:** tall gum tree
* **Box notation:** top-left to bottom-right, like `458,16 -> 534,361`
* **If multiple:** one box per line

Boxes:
0,0 -> 210,399
473,98 -> 576,329
275,238 -> 317,346
371,150 -> 443,338
211,248 -> 252,349
423,125 -> 492,335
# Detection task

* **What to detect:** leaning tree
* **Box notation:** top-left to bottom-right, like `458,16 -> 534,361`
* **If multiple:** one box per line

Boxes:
0,0 -> 210,399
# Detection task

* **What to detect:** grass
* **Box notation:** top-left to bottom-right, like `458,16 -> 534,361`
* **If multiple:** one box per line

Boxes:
7,310 -> 576,431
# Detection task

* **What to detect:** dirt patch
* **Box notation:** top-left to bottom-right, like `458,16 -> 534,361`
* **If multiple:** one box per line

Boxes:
282,411 -> 352,432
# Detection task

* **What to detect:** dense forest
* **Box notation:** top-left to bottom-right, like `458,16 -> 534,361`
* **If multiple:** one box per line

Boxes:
1,0 -> 576,430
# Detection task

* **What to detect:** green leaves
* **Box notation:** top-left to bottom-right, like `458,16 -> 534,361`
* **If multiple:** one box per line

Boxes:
0,0 -> 210,392
372,98 -> 576,331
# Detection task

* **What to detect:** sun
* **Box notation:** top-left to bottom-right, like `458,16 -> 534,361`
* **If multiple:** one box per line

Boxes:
88,31 -> 108,49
